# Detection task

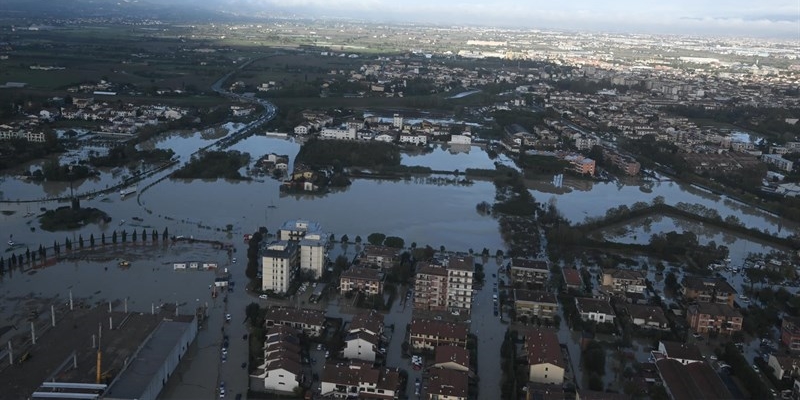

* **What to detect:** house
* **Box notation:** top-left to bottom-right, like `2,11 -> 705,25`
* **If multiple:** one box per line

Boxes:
251,326 -> 303,393
681,276 -> 737,307
768,354 -> 799,381
263,306 -> 326,337
426,368 -> 469,400
359,245 -> 400,268
349,310 -> 384,338
320,362 -> 401,399
414,262 -> 449,312
514,290 -> 558,322
510,258 -> 550,288
623,304 -> 669,330
340,267 -> 384,296
399,132 -> 427,145
294,123 -> 310,135
687,302 -> 743,335
562,268 -> 583,290
655,359 -> 732,400
343,331 -> 380,362
433,345 -> 470,372
601,269 -> 646,294
782,316 -> 800,352
657,341 -> 703,365
320,127 -> 357,140
575,298 -> 616,324
409,318 -> 469,350
261,241 -> 299,294
762,153 -> 794,172
523,328 -> 564,385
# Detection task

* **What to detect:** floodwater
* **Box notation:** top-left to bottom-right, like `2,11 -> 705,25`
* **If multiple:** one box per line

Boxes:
0,126 -> 797,398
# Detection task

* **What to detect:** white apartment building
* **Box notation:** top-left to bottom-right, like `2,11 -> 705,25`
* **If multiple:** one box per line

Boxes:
446,256 -> 475,315
299,232 -> 328,279
261,241 -> 299,293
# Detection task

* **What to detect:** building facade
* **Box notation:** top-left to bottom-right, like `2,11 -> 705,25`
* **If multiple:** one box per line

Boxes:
261,241 -> 299,293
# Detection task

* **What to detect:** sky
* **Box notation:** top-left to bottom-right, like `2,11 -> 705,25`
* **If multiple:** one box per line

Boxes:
217,0 -> 800,38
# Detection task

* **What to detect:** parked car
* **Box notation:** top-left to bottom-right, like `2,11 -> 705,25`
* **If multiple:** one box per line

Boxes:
259,294 -> 268,300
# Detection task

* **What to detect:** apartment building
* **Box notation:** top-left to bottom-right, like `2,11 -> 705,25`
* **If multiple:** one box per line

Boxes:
601,268 -> 646,294
523,328 -> 564,385
781,316 -> 800,352
414,262 -> 449,312
446,256 -> 475,316
340,267 -> 384,296
409,318 -> 469,351
681,276 -> 737,307
510,258 -> 550,288
320,362 -> 401,399
514,290 -> 558,322
263,306 -> 326,337
261,241 -> 299,294
687,302 -> 743,335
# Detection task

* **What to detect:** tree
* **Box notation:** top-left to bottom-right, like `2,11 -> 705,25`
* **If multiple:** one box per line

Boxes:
121,230 -> 127,242
341,234 -> 349,244
112,231 -> 118,244
101,232 -> 106,245
665,272 -> 678,291
142,229 -> 147,241
152,229 -> 158,242
355,235 -> 362,244
132,230 -> 137,242
163,227 -> 169,241
90,234 -> 95,247
245,302 -> 261,327
329,234 -> 336,242
78,235 -> 84,248
383,236 -> 405,249
367,233 -> 386,246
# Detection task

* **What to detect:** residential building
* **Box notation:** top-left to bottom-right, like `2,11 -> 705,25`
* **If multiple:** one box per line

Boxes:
510,258 -> 550,288
261,241 -> 299,293
524,328 -> 564,385
349,310 -> 385,338
320,362 -> 401,399
278,219 -> 323,241
251,326 -> 303,393
655,359 -> 732,400
399,132 -> 427,145
623,304 -> 669,330
514,290 -> 558,322
409,318 -> 469,350
414,262 -> 449,312
432,345 -> 470,372
575,298 -> 616,324
294,123 -> 310,135
343,331 -> 380,362
525,383 -> 566,400
392,113 -> 403,130
782,316 -> 800,352
426,368 -> 469,400
681,276 -> 737,307
562,268 -> 583,290
446,256 -> 475,315
657,341 -> 703,365
768,354 -> 799,381
564,154 -> 596,176
687,302 -> 743,335
263,306 -> 326,337
359,245 -> 400,269
762,153 -> 794,172
601,269 -> 646,294
340,267 -> 384,296
299,232 -> 328,279
320,127 -> 357,140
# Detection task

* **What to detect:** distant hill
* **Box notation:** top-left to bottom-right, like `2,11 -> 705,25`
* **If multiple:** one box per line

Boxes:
0,0 -> 225,21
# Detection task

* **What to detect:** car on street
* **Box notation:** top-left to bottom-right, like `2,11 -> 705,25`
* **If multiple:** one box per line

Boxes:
259,294 -> 268,300
225,313 -> 232,321
317,344 -> 324,351
232,258 -> 237,263
753,365 -> 760,373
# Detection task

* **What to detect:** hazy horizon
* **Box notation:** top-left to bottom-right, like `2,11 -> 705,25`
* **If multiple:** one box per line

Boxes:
206,0 -> 800,39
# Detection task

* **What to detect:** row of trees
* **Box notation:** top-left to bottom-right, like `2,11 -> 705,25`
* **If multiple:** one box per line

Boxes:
0,227 -> 171,274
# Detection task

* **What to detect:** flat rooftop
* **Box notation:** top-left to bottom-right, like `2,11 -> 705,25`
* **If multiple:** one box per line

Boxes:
104,319 -> 195,399
0,304 -> 190,400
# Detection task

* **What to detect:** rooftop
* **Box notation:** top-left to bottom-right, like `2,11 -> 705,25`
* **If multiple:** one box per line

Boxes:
264,306 -> 326,327
448,255 -> 475,272
514,289 -> 557,304
690,302 -> 742,318
416,262 -> 448,276
624,304 -> 669,325
523,328 -> 563,368
427,368 -> 469,398
660,341 -> 703,362
349,310 -> 384,336
576,297 -> 615,316
104,318 -> 197,399
433,345 -> 470,368
604,268 -> 646,280
511,258 -> 549,271
563,268 -> 583,286
682,276 -> 737,294
655,358 -> 732,400
410,318 -> 469,340
341,266 -> 384,281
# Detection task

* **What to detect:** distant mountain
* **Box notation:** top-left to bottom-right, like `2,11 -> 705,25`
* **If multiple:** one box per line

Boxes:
0,0 -> 227,21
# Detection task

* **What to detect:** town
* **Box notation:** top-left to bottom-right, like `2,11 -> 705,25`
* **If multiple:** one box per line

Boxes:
0,2 -> 799,400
